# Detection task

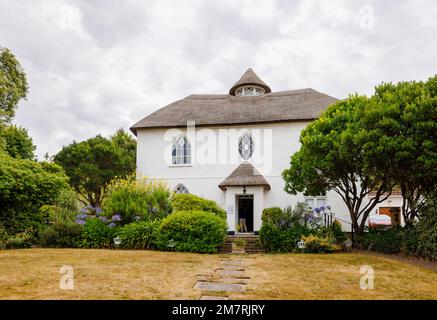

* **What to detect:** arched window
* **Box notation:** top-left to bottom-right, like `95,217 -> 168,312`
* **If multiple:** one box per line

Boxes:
238,133 -> 254,160
174,184 -> 189,194
172,135 -> 191,165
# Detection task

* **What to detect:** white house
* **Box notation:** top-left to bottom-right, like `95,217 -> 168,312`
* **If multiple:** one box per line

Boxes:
131,69 -> 403,234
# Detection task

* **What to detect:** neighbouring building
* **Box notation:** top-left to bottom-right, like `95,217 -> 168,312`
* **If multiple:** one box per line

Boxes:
131,68 -> 404,233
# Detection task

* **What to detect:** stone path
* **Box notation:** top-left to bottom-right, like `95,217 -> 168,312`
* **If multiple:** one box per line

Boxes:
195,256 -> 250,300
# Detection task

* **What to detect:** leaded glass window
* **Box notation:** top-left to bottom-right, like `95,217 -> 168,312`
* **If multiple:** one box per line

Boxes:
235,86 -> 265,97
238,133 -> 254,160
172,135 -> 191,165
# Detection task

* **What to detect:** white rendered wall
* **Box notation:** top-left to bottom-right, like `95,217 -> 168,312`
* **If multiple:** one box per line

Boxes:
136,121 -> 401,232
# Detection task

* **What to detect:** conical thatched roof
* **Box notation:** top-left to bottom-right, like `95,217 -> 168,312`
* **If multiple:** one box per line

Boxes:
229,68 -> 271,95
219,162 -> 271,191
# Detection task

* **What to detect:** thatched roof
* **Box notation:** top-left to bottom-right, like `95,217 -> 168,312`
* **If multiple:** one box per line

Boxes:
229,68 -> 271,95
219,162 -> 271,191
130,88 -> 337,134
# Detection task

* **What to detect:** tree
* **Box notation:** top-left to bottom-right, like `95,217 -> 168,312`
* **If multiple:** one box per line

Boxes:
0,125 -> 35,160
282,95 -> 395,235
54,130 -> 136,207
0,47 -> 28,124
0,153 -> 69,232
360,76 -> 437,224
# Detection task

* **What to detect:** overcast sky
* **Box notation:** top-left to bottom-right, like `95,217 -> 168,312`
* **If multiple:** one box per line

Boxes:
1,0 -> 437,159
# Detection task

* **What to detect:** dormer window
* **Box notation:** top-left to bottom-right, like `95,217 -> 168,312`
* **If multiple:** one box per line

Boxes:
235,86 -> 265,97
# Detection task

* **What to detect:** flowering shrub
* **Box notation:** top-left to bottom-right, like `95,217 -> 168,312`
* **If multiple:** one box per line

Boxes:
76,218 -> 117,249
260,203 -> 345,253
260,222 -> 311,252
301,235 -> 341,253
102,176 -> 172,224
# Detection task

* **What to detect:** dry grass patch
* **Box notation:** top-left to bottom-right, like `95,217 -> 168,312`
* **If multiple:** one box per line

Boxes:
231,253 -> 437,300
1,250 -> 436,300
0,249 -> 220,299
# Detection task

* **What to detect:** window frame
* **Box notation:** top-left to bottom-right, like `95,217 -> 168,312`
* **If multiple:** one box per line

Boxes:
304,195 -> 327,210
174,183 -> 190,194
171,135 -> 192,166
238,132 -> 254,160
235,85 -> 265,97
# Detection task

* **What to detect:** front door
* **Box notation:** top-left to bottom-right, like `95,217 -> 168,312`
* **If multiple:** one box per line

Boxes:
237,195 -> 254,233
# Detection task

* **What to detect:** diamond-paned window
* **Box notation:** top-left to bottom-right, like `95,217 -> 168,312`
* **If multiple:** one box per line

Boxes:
172,135 -> 191,165
174,184 -> 189,194
238,133 -> 254,160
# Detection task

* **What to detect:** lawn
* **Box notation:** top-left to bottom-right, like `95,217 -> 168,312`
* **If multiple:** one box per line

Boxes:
0,249 -> 436,300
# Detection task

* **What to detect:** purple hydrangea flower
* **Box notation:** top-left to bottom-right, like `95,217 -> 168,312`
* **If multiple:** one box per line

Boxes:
98,216 -> 109,223
76,213 -> 87,220
320,206 -> 325,211
314,207 -> 321,214
79,207 -> 87,213
108,222 -> 116,228
95,207 -> 103,215
112,214 -> 122,222
150,207 -> 158,214
75,219 -> 86,225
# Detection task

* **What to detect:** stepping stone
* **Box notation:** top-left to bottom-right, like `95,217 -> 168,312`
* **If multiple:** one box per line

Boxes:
221,259 -> 243,264
216,269 -> 245,277
221,265 -> 244,270
218,277 -> 250,284
194,281 -> 246,292
199,295 -> 229,300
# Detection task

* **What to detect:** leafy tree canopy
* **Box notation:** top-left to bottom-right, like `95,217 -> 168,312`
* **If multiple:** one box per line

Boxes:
54,129 -> 136,207
0,124 -> 35,160
283,95 -> 395,234
283,75 -> 437,232
0,47 -> 28,124
0,153 -> 69,232
360,76 -> 437,222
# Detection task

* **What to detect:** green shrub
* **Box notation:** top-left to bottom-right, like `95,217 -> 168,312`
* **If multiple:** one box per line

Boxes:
302,235 -> 341,253
5,231 -> 33,249
0,153 -> 69,233
358,227 -> 404,254
102,176 -> 172,224
261,207 -> 283,225
171,194 -> 226,219
38,198 -> 82,248
402,196 -> 437,260
39,221 -> 81,248
262,203 -> 314,229
157,210 -> 227,253
77,218 -> 117,249
260,222 -> 311,252
317,220 -> 347,244
117,221 -> 160,249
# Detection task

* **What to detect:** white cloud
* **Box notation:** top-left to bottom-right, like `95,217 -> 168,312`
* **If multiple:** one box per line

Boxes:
0,0 -> 436,159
